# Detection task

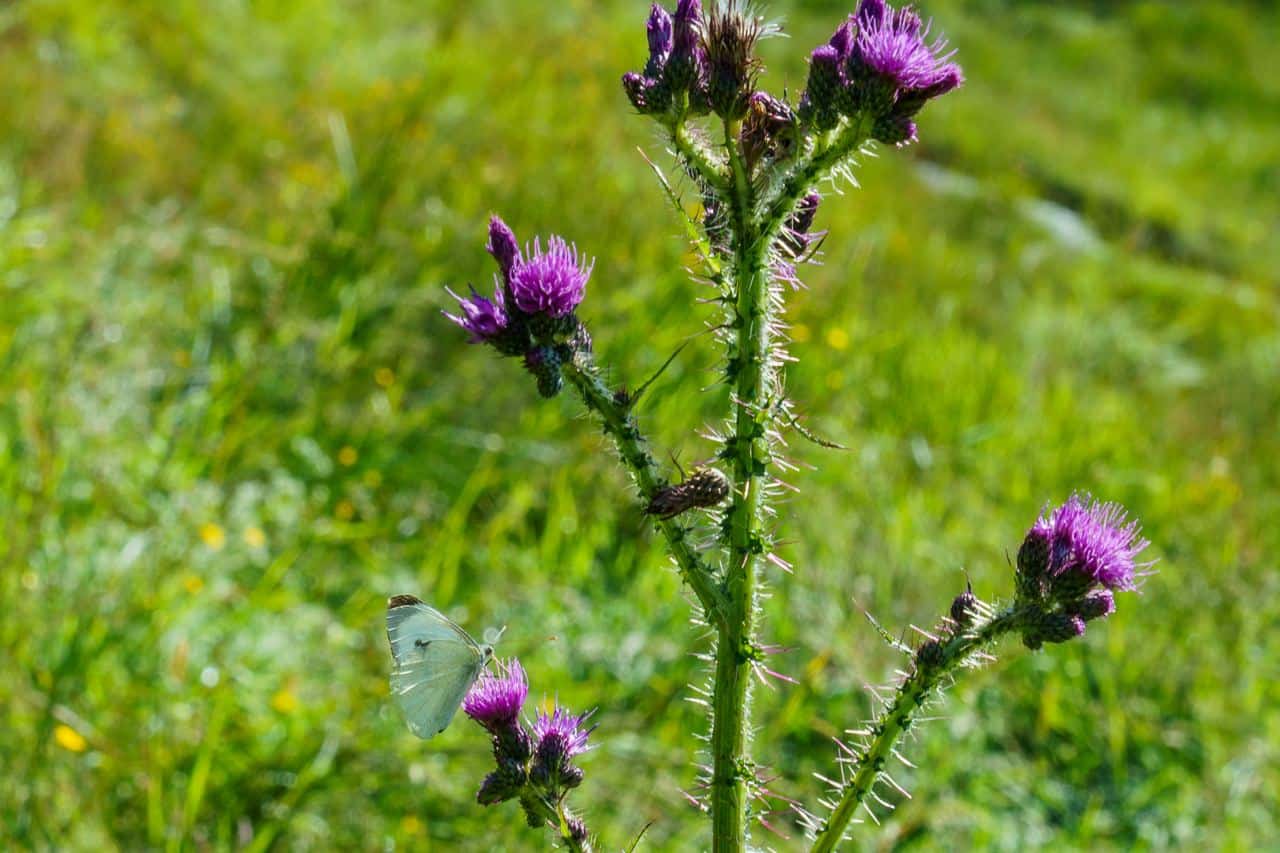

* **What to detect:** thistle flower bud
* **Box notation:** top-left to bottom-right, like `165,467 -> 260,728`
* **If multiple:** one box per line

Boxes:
623,5 -> 678,117
444,285 -> 509,345
890,65 -> 964,119
703,3 -> 764,121
915,639 -> 944,669
524,347 -> 564,399
623,71 -> 659,113
828,18 -> 855,60
871,114 -> 918,147
1026,611 -> 1087,648
477,756 -> 528,806
949,589 -> 978,628
1015,526 -> 1051,601
566,816 -> 590,844
647,4 -> 675,73
1075,589 -> 1116,622
666,0 -> 705,94
702,193 -> 731,255
486,215 -> 522,283
454,217 -> 595,358
645,466 -> 731,519
799,45 -> 844,131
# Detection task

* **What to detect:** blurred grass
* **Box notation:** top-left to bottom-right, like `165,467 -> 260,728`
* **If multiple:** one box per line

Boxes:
1,0 -> 1276,849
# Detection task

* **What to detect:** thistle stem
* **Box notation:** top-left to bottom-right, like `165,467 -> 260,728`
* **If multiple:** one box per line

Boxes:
761,119 -> 868,241
668,119 -> 731,194
809,605 -> 1028,853
521,790 -> 593,853
562,355 -> 730,632
709,138 -> 770,850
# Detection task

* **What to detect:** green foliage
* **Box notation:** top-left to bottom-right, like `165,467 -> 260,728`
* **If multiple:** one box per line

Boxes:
1,0 -> 1275,849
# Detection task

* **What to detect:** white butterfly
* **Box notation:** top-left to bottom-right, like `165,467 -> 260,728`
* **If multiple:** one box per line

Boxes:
386,594 -> 495,739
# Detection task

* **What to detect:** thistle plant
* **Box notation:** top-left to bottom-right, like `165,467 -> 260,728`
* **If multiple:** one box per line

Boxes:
462,659 -> 595,851
432,1 -> 1154,849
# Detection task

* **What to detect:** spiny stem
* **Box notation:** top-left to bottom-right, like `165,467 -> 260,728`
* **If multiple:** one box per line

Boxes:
668,119 -> 731,195
725,118 -> 751,226
710,126 -> 769,851
761,118 -> 868,242
562,354 -> 730,632
522,790 -> 593,853
810,605 -> 1028,853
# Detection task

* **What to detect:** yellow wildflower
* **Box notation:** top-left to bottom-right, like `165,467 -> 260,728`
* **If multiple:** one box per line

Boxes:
54,724 -> 88,753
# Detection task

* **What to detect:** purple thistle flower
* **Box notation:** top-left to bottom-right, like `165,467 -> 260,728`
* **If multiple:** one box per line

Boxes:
856,0 -> 888,29
444,285 -> 508,344
509,236 -> 593,318
672,0 -> 703,54
463,658 -> 528,730
800,45 -> 845,128
1029,494 -> 1151,593
486,215 -> 521,283
533,706 -> 595,758
828,19 -> 856,60
623,4 -> 681,115
851,0 -> 960,94
667,0 -> 708,99
647,3 -> 674,74
622,71 -> 658,112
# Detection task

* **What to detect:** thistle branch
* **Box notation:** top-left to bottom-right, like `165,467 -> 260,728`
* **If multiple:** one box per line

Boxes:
562,353 -> 730,632
554,801 -> 593,853
668,118 -> 731,195
761,119 -> 868,242
809,604 -> 1028,853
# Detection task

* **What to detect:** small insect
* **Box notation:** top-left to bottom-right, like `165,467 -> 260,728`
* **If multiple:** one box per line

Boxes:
645,466 -> 731,520
386,595 -> 497,739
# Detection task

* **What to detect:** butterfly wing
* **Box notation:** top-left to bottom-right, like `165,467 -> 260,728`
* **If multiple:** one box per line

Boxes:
386,595 -> 488,739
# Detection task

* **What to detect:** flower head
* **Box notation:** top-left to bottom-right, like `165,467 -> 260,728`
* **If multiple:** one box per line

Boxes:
828,19 -> 856,59
509,236 -> 592,318
670,0 -> 703,67
667,0 -> 707,97
463,658 -> 528,731
528,704 -> 594,796
486,215 -> 521,283
800,44 -> 846,129
533,705 -> 595,759
703,1 -> 767,120
851,0 -> 960,94
444,285 -> 508,344
1024,494 -> 1151,594
647,3 -> 674,74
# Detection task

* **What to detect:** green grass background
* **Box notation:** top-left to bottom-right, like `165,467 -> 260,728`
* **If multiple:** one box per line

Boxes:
2,0 -> 1276,849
